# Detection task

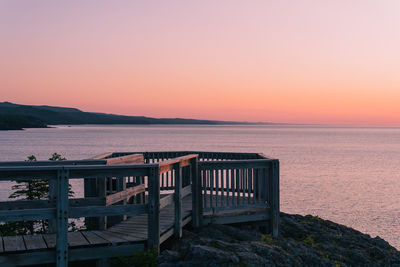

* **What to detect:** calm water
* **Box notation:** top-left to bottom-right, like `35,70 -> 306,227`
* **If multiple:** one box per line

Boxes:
0,125 -> 399,248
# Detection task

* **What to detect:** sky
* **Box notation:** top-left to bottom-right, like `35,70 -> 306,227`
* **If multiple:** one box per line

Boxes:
1,1 -> 400,126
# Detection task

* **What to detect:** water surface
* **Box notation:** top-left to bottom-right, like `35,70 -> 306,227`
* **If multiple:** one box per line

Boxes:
0,125 -> 399,248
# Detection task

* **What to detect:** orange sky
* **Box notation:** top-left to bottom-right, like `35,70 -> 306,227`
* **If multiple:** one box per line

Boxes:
1,1 -> 400,125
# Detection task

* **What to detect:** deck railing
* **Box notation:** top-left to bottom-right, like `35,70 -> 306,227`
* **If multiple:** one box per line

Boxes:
105,151 -> 279,235
0,154 -> 200,266
0,151 -> 279,266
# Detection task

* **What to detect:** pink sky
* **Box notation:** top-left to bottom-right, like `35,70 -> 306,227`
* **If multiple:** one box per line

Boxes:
1,1 -> 400,125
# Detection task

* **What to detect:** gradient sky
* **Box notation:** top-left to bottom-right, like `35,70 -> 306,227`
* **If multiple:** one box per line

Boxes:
1,1 -> 400,125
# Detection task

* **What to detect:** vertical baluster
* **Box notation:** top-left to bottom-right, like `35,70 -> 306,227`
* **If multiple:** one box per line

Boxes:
236,169 -> 240,206
215,169 -> 219,207
248,169 -> 252,204
210,169 -> 214,208
258,169 -> 262,204
231,169 -> 235,206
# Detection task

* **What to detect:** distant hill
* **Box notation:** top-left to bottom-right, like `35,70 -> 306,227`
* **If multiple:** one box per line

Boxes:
0,102 -> 271,130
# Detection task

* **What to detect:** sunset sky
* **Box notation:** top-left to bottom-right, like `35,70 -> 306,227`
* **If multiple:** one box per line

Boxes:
1,1 -> 400,125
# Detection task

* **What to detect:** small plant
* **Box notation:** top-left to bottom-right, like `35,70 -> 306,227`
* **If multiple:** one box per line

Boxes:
261,234 -> 274,244
302,235 -> 316,247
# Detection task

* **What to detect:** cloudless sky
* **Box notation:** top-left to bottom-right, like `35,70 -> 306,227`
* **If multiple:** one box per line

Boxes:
1,0 -> 400,125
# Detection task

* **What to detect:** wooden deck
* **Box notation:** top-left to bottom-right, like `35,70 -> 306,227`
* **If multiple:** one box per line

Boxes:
0,151 -> 279,266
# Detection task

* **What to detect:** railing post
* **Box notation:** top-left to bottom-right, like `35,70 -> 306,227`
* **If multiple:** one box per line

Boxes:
147,166 -> 160,252
191,157 -> 202,228
174,163 -> 182,238
56,168 -> 69,267
97,178 -> 107,230
48,179 -> 57,233
270,160 -> 280,237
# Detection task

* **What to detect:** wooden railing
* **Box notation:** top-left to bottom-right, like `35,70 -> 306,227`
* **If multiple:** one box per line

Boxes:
0,151 -> 279,266
0,154 -> 201,267
105,151 -> 279,235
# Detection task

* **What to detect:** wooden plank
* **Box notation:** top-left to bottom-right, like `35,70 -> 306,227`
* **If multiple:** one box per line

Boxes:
203,203 -> 269,213
203,211 -> 270,225
0,237 -> 3,252
3,236 -> 25,252
147,166 -> 160,251
70,203 -> 148,218
43,234 -> 56,248
270,160 -> 280,238
0,243 -> 145,267
174,163 -> 182,238
0,208 -> 55,222
181,184 -> 191,198
159,194 -> 174,210
68,232 -> 89,247
106,184 -> 146,205
23,235 -> 47,250
199,159 -> 274,170
105,154 -> 144,165
91,230 -> 129,243
106,229 -> 145,241
81,231 -> 109,245
191,157 -> 202,228
56,169 -> 69,267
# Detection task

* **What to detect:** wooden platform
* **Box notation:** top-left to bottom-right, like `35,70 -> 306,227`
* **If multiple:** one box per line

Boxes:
0,151 -> 279,266
0,194 -> 192,257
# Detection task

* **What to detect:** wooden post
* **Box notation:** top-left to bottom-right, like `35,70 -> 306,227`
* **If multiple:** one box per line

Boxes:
48,179 -> 57,233
97,178 -> 107,230
270,160 -> 280,238
147,166 -> 160,252
174,163 -> 183,238
56,169 -> 69,267
84,178 -> 98,230
191,157 -> 202,228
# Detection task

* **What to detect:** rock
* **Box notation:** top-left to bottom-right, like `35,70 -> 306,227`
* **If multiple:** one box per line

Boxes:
158,212 -> 400,266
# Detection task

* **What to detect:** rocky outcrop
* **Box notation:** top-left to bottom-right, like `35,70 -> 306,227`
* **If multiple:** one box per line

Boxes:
158,213 -> 400,266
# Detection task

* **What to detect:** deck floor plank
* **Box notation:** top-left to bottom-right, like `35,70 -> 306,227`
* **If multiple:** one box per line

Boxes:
23,235 -> 47,250
42,234 -> 56,248
68,232 -> 90,247
81,231 -> 110,245
91,230 -> 130,243
3,236 -> 26,252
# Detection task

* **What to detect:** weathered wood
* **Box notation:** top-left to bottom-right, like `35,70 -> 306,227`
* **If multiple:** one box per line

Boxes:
159,194 -> 174,210
174,163 -> 182,238
106,184 -> 145,206
0,208 -> 55,222
97,177 -> 107,230
56,169 -> 69,267
270,160 -> 280,238
105,154 -> 144,165
147,166 -> 160,251
68,232 -> 89,247
3,236 -> 26,252
0,151 -> 279,266
0,244 -> 144,266
199,159 -> 274,170
23,235 -> 47,250
191,157 -> 202,228
81,231 -> 109,245
43,234 -> 56,248
69,203 -> 148,218
203,211 -> 270,225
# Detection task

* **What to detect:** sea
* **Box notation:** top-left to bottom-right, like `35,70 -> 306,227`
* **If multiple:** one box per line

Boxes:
0,125 -> 399,249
